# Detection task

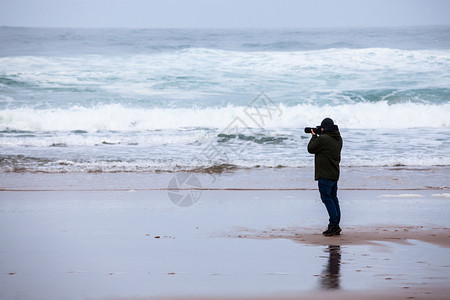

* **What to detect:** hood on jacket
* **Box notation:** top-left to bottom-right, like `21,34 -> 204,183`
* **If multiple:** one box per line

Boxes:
322,124 -> 339,134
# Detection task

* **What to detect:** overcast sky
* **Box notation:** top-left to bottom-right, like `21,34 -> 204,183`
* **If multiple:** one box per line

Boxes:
0,0 -> 449,28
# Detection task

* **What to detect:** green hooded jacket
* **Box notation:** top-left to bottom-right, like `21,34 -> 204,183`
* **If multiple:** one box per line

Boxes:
307,130 -> 343,181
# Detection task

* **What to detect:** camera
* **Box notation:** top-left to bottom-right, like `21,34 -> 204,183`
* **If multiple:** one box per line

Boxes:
304,126 -> 322,134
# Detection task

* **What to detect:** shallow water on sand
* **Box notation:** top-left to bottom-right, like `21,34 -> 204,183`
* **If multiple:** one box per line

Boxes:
1,180 -> 449,299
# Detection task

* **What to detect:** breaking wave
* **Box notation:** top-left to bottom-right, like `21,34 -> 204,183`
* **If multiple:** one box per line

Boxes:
1,102 -> 449,133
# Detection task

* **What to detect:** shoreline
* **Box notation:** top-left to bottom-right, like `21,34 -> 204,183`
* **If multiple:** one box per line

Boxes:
1,166 -> 449,191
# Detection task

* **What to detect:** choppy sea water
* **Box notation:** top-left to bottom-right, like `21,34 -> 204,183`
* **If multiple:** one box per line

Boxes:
0,27 -> 449,173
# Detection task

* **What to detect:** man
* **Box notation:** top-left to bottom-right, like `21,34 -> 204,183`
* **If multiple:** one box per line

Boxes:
307,118 -> 343,236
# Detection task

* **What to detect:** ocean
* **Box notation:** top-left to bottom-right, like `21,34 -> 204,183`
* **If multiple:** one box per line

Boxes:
0,26 -> 449,173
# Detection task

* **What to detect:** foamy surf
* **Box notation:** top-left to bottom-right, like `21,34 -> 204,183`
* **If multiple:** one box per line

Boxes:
432,193 -> 450,198
379,194 -> 424,198
1,102 -> 449,132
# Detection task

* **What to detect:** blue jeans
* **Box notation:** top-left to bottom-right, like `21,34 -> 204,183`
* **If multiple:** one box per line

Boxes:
318,178 -> 340,226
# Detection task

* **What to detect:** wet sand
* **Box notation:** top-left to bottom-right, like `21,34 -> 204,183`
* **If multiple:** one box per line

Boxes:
1,169 -> 450,299
226,225 -> 450,248
108,288 -> 450,300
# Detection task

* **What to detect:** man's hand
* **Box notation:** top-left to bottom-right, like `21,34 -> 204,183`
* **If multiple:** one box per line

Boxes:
311,129 -> 316,136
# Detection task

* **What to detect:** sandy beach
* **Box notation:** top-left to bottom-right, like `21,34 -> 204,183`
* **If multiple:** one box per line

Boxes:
1,167 -> 449,299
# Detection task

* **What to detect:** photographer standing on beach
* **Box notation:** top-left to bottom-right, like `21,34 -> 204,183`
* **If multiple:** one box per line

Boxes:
307,118 -> 343,236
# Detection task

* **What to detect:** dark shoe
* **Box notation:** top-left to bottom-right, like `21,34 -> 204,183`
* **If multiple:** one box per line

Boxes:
324,225 -> 342,236
322,224 -> 333,235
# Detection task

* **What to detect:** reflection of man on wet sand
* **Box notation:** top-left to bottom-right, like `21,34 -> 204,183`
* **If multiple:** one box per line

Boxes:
319,245 -> 341,290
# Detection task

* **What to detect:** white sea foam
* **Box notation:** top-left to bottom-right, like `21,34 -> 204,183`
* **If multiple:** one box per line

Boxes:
431,193 -> 450,198
1,102 -> 449,132
3,47 -> 448,74
379,194 -> 424,198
